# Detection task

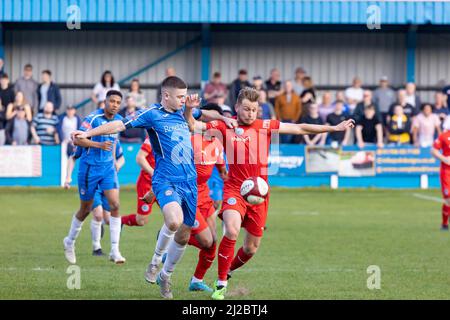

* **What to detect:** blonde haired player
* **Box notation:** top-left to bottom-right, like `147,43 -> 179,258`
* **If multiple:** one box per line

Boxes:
185,87 -> 355,300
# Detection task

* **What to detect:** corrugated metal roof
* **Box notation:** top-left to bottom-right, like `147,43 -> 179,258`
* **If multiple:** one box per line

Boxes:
0,0 -> 449,25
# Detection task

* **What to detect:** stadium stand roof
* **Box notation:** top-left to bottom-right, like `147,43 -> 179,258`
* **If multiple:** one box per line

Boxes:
0,0 -> 449,25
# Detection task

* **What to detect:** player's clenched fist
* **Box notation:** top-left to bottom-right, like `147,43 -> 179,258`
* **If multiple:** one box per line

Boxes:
140,189 -> 155,204
100,141 -> 113,151
335,119 -> 355,131
71,130 -> 88,141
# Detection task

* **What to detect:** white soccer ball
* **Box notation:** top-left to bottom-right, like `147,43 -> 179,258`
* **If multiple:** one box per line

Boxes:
240,177 -> 269,205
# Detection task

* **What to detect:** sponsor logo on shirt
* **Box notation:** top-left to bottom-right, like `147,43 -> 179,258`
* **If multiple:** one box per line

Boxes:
227,197 -> 237,205
163,122 -> 189,133
262,120 -> 270,129
165,189 -> 173,196
231,136 -> 251,142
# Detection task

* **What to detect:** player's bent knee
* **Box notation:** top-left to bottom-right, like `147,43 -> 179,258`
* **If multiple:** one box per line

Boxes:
243,243 -> 258,256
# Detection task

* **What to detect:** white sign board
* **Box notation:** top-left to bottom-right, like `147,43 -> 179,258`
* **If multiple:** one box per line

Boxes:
0,146 -> 42,177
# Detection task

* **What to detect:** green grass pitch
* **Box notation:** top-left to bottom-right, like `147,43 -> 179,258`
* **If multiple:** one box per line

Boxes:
1,187 -> 449,300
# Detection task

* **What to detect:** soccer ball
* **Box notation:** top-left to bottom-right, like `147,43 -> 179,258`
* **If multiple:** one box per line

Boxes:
240,177 -> 269,205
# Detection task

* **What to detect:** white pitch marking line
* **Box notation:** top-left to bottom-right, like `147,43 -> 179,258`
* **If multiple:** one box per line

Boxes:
412,193 -> 443,204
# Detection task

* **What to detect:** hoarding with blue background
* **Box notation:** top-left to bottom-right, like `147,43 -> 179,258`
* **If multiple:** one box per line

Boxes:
0,144 -> 442,188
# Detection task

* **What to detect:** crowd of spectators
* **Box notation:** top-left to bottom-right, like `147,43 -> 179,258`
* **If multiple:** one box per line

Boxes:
202,67 -> 449,149
0,61 -> 449,150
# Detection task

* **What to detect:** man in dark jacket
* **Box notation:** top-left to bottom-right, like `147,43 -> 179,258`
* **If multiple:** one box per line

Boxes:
37,70 -> 62,113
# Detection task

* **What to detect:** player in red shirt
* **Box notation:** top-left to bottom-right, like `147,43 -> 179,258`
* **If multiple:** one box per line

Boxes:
432,130 -> 450,230
185,87 -> 354,300
186,130 -> 227,292
121,138 -> 157,227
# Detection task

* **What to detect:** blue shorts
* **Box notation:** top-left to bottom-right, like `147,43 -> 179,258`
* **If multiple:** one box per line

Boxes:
78,162 -> 119,201
208,178 -> 224,201
92,188 -> 110,212
152,179 -> 198,227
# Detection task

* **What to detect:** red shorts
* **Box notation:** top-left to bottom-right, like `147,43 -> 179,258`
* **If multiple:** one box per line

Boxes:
136,174 -> 156,216
191,184 -> 215,236
441,168 -> 450,199
220,185 -> 269,237
198,183 -> 215,219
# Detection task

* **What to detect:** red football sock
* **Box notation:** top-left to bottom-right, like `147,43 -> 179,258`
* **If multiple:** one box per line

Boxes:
194,242 -> 217,280
443,205 -> 450,226
217,236 -> 236,281
230,247 -> 253,272
121,214 -> 140,226
188,234 -> 203,250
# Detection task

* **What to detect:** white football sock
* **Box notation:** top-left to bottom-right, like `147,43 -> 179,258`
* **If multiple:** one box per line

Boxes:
191,276 -> 203,283
90,219 -> 102,250
151,224 -> 175,266
66,215 -> 83,246
109,216 -> 121,254
160,240 -> 187,281
217,280 -> 228,287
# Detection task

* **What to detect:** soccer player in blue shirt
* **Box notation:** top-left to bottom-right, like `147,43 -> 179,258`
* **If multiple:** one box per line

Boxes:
63,90 -> 126,264
64,142 -> 125,256
72,76 -> 236,299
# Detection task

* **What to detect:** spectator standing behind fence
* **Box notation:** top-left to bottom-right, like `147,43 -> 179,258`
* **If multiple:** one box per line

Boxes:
30,102 -> 59,145
6,91 -> 32,123
325,100 -> 351,146
353,90 -> 382,123
37,70 -> 62,113
0,58 -> 4,77
292,67 -> 307,96
318,91 -> 335,123
387,104 -> 411,145
345,77 -> 364,114
265,68 -> 283,107
412,103 -> 441,148
126,78 -> 146,109
0,98 -> 6,145
91,70 -> 120,105
275,80 -> 302,143
294,104 -> 326,145
333,90 -> 350,115
388,89 -> 416,121
373,76 -> 396,124
14,64 -> 38,114
405,82 -> 421,111
57,105 -> 81,156
442,81 -> 450,105
228,69 -> 251,109
118,96 -> 145,143
434,92 -> 449,126
252,75 -> 266,92
300,76 -> 316,109
355,104 -> 384,149
204,71 -> 228,104
0,74 -> 15,108
5,105 -> 32,145
258,90 -> 276,120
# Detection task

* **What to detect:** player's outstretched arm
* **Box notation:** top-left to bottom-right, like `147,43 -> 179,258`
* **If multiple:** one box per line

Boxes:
278,119 -> 355,136
72,120 -> 126,140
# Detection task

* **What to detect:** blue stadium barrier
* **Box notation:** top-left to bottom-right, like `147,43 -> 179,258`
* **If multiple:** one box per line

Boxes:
0,144 -> 442,189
